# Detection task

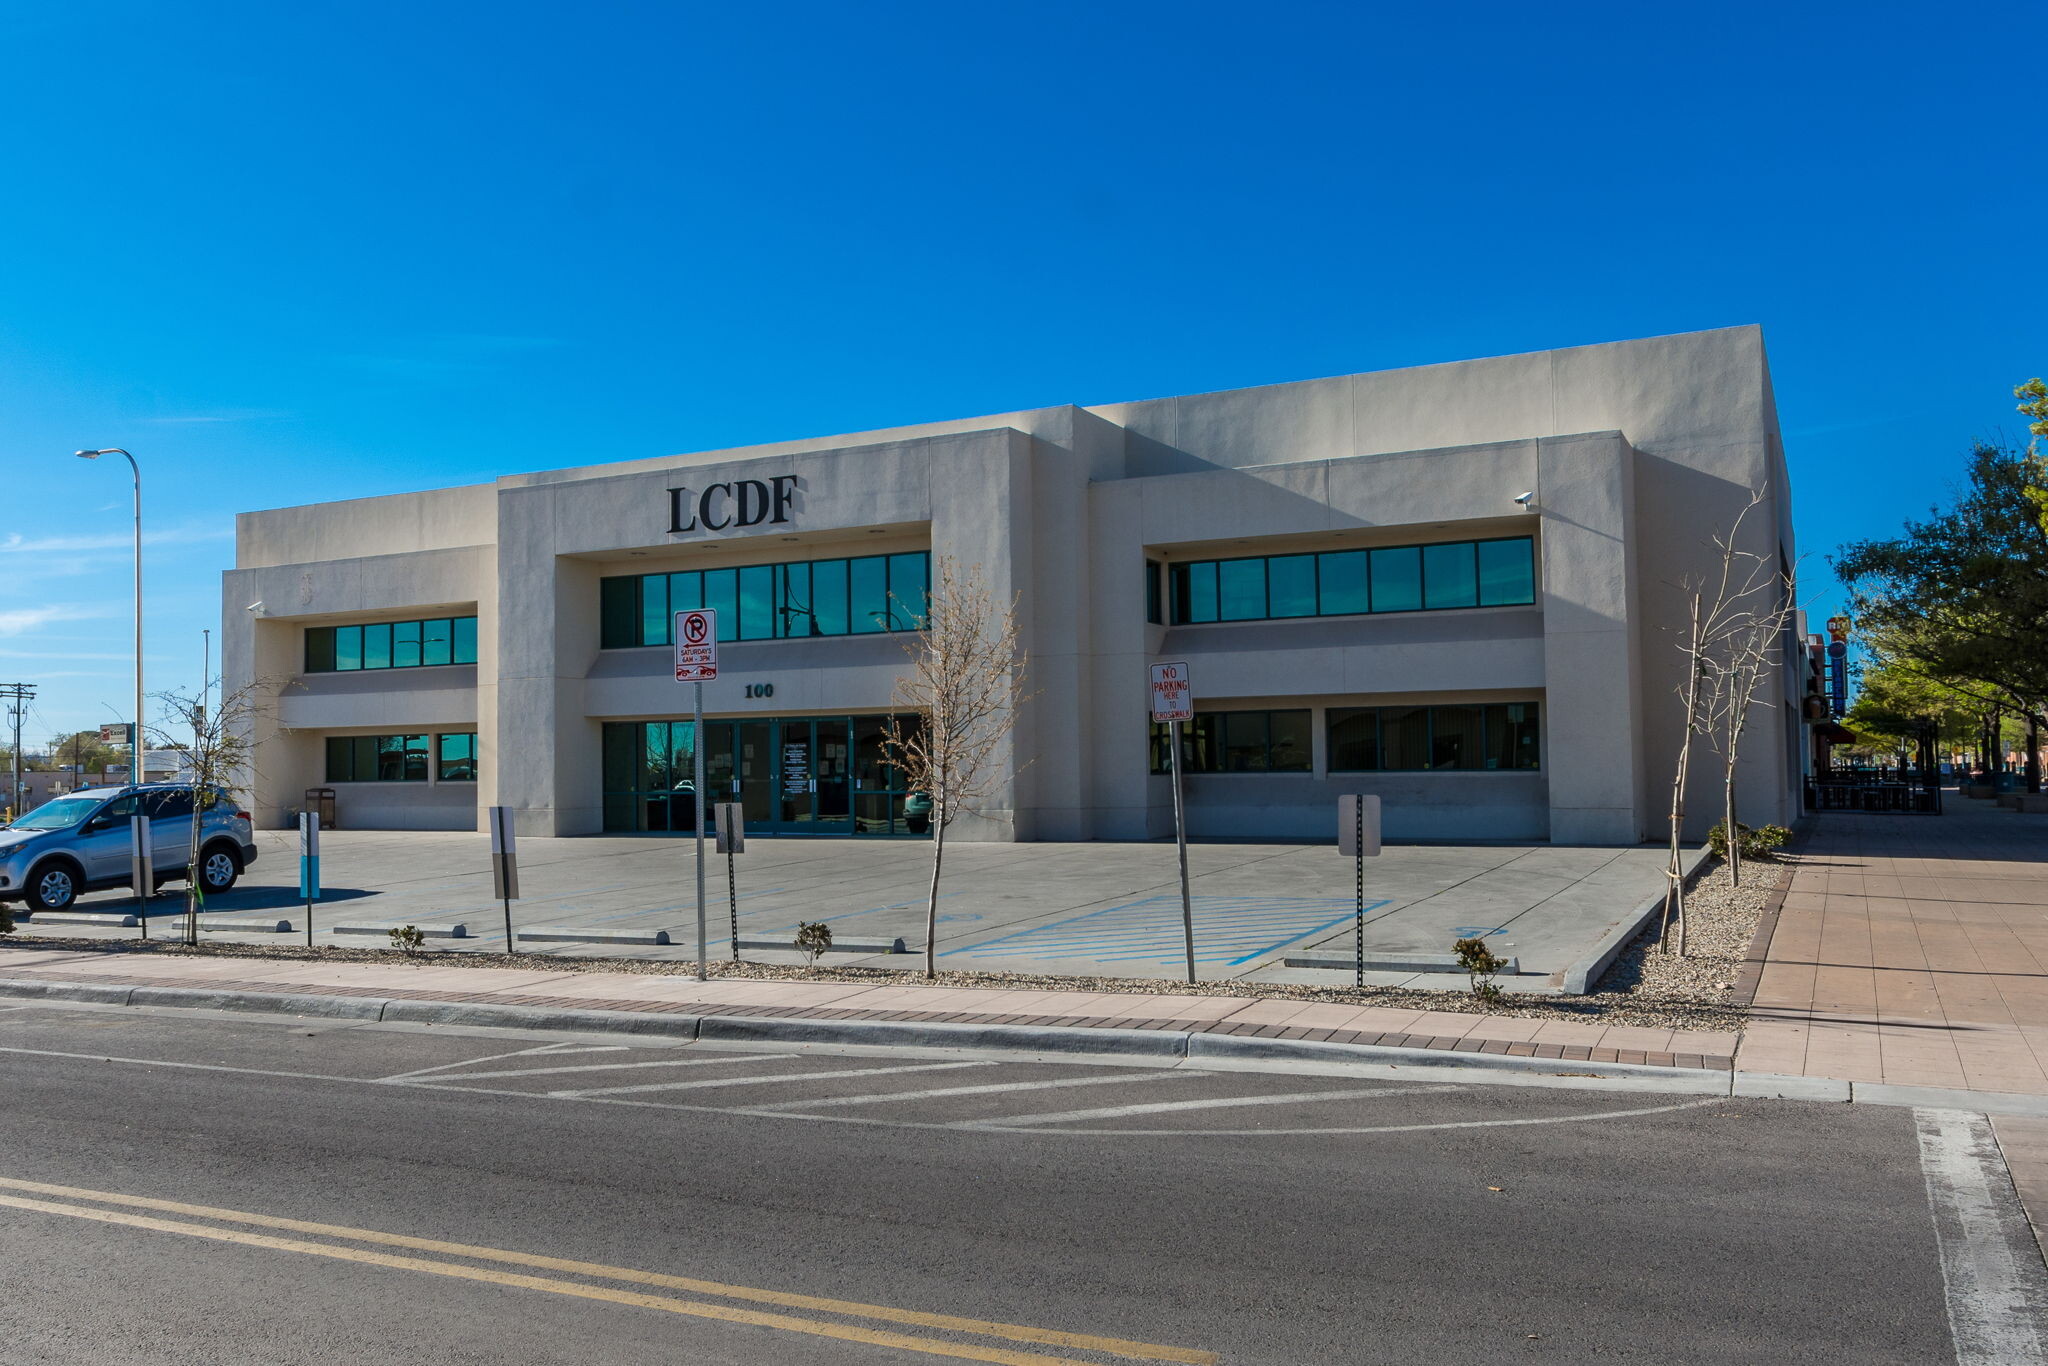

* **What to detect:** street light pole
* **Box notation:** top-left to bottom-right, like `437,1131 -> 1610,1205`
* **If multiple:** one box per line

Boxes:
75,450 -> 142,783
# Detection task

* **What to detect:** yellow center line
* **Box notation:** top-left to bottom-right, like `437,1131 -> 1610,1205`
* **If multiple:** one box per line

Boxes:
0,1177 -> 1214,1366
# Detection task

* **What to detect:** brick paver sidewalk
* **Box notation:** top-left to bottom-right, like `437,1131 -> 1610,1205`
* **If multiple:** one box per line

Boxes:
0,944 -> 1739,1071
1739,793 -> 2048,1094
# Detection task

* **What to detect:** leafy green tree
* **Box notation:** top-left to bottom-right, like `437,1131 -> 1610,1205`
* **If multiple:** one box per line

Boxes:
1833,442 -> 2048,778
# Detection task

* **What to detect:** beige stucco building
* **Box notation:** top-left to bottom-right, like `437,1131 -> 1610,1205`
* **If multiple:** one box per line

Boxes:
223,325 -> 1802,845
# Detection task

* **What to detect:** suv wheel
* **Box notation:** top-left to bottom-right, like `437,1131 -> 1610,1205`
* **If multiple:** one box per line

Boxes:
199,847 -> 240,894
27,862 -> 80,913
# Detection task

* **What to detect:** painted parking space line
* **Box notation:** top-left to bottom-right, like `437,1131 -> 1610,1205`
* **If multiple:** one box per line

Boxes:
942,896 -> 1391,967
0,1177 -> 1213,1365
963,1084 -> 1457,1129
554,1060 -> 990,1099
400,1053 -> 791,1084
378,1041 -> 624,1082
742,1069 -> 1192,1113
1916,1108 -> 2048,1365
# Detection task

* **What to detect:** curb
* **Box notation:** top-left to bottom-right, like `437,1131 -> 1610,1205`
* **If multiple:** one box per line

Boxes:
1555,843 -> 1714,995
0,974 -> 1721,1086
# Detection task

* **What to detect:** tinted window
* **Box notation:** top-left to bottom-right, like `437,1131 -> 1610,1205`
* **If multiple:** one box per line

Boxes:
1316,551 -> 1368,616
1267,555 -> 1316,618
392,619 -> 421,668
144,789 -> 194,820
641,571 -> 671,647
849,557 -> 889,634
1380,706 -> 1431,770
739,564 -> 775,640
422,618 -> 453,666
1430,704 -> 1484,769
1477,538 -> 1536,606
1328,709 -> 1378,771
811,559 -> 848,636
305,627 -> 337,673
361,623 -> 393,670
1422,543 -> 1477,610
1369,547 -> 1422,612
334,626 -> 363,671
1218,559 -> 1266,621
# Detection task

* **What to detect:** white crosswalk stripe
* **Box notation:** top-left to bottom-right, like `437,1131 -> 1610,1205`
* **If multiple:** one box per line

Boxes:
740,1069 -> 1192,1113
553,1061 -> 989,1099
395,1054 -> 788,1084
962,1084 -> 1457,1128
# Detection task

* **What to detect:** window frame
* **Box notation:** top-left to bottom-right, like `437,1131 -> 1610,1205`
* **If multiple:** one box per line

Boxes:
306,616 -> 479,674
1166,536 -> 1534,627
598,551 -> 932,649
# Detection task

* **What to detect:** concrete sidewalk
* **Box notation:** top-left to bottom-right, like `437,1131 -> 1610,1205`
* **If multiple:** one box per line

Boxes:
1738,793 -> 2048,1096
0,943 -> 1739,1072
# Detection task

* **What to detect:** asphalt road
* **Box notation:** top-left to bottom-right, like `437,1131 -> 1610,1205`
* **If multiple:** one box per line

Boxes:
0,1002 -> 2004,1364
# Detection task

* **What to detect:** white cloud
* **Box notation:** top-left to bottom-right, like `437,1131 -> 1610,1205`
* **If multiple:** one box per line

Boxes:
0,525 -> 232,555
0,605 -> 117,636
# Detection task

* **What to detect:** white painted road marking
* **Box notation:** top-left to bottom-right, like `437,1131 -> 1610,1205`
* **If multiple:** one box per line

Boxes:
378,1041 -> 625,1081
968,1084 -> 1458,1128
554,1061 -> 990,1098
742,1069 -> 1192,1113
404,1054 -> 787,1084
1915,1108 -> 2048,1366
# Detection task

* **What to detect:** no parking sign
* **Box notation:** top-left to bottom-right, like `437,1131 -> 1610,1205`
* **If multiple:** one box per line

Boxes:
675,609 -> 719,681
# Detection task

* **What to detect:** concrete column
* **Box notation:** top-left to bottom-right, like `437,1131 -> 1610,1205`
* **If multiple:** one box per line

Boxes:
1534,433 -> 1645,844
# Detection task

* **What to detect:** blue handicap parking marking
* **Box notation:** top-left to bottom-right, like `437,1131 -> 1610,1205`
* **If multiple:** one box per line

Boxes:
1451,926 -> 1508,937
942,895 -> 1394,967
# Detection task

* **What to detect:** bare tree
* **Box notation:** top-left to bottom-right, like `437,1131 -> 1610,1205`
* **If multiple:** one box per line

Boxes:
149,678 -> 262,947
1703,561 -> 1799,888
884,557 -> 1030,979
1663,489 -> 1779,955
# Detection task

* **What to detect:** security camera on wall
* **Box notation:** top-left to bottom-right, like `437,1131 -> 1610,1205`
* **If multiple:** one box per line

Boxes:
1512,492 -> 1535,509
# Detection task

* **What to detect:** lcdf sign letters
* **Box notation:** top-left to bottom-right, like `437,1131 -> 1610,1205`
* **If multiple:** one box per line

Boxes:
668,475 -> 802,536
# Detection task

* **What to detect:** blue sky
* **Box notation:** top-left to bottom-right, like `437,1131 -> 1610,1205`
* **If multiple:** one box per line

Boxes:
1,0 -> 2040,744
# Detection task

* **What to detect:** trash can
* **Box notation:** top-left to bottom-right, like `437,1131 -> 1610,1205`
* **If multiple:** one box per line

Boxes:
304,787 -> 338,830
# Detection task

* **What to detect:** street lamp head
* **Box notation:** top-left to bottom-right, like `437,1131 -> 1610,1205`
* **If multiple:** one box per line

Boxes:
75,449 -> 102,460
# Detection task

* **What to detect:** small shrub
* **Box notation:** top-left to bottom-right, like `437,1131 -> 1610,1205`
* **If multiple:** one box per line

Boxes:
388,925 -> 427,958
1707,821 -> 1792,860
793,921 -> 832,967
1453,936 -> 1507,1005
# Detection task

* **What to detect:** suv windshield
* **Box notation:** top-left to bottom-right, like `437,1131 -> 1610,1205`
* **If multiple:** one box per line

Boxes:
7,796 -> 106,831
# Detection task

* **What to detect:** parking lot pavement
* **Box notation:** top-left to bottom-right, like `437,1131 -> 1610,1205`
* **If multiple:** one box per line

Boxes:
19,829 -> 1670,988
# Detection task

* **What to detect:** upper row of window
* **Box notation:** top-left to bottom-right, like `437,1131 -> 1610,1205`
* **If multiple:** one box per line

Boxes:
600,552 -> 930,649
306,617 -> 478,673
1167,536 -> 1535,625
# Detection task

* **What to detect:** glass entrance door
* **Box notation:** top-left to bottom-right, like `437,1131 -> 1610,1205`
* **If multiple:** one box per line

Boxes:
602,715 -> 922,836
771,719 -> 854,835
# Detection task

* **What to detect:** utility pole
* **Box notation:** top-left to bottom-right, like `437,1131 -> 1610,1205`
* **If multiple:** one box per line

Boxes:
1,683 -> 34,818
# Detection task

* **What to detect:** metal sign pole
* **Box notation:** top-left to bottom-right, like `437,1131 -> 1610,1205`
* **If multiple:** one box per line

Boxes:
1355,801 -> 1365,990
130,811 -> 152,940
489,805 -> 520,953
300,810 -> 320,948
1170,717 -> 1194,985
1338,794 -> 1381,992
694,680 -> 707,982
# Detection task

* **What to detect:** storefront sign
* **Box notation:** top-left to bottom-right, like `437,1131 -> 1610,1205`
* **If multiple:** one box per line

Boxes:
668,475 -> 802,536
782,742 -> 810,798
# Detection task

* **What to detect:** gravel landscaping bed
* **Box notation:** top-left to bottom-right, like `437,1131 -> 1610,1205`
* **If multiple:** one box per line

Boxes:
0,859 -> 1789,1032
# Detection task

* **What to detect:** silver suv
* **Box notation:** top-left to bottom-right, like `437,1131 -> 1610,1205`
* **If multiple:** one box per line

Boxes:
0,785 -> 259,913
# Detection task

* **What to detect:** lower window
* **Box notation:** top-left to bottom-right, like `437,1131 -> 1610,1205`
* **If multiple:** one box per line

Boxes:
325,734 -> 430,782
437,733 -> 478,782
1148,710 -> 1312,774
1328,702 -> 1540,771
